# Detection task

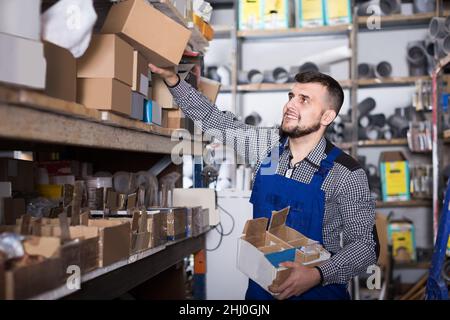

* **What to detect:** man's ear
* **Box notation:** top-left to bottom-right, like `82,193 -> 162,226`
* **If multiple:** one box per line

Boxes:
321,109 -> 336,126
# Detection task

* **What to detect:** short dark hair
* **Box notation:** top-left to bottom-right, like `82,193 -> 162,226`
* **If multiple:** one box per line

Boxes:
294,71 -> 344,115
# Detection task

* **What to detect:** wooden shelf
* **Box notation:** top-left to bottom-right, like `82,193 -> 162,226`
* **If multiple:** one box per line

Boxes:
358,138 -> 408,147
150,0 -> 209,53
358,12 -> 437,29
32,230 -> 209,300
376,200 -> 432,208
357,76 -> 430,88
0,85 -> 203,156
393,261 -> 430,270
237,24 -> 351,39
236,80 -> 352,92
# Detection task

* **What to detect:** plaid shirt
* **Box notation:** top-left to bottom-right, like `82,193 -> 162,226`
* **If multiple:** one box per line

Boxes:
168,79 -> 379,286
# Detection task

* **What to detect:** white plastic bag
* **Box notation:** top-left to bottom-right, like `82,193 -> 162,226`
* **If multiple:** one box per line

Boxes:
41,0 -> 97,58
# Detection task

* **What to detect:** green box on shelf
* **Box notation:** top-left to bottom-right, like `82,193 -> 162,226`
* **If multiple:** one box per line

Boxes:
323,0 -> 352,26
239,0 -> 264,30
297,0 -> 325,28
379,151 -> 411,202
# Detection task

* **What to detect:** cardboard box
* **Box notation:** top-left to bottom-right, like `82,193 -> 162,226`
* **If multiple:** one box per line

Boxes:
323,0 -> 351,25
77,78 -> 132,116
143,100 -> 163,126
162,109 -> 186,129
375,213 -> 389,269
131,92 -> 145,121
147,211 -> 164,248
0,158 -> 34,194
237,207 -> 330,294
153,207 -> 187,241
77,34 -> 134,86
198,77 -> 221,104
132,50 -> 149,96
239,0 -> 264,30
5,236 -> 64,300
379,151 -> 411,202
101,0 -> 191,67
41,225 -> 100,273
0,33 -> 46,89
297,0 -> 325,27
44,41 -> 77,102
88,219 -> 131,267
388,220 -> 416,263
0,0 -> 41,41
263,0 -> 290,29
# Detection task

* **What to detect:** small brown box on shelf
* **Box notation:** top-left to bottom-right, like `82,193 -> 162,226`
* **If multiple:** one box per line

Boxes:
77,34 -> 134,86
162,109 -> 186,129
77,78 -> 132,116
88,219 -> 131,267
147,210 -> 164,248
154,207 -> 187,241
43,41 -> 77,102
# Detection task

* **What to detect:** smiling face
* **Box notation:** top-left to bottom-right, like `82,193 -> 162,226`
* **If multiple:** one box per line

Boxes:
281,82 -> 337,138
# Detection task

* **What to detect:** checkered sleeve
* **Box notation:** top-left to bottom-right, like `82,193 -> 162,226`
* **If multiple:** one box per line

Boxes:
168,79 -> 280,164
318,168 -> 378,285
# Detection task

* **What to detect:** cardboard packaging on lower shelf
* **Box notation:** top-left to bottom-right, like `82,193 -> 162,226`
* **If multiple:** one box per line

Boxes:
188,206 -> 209,237
77,78 -> 132,116
88,219 -> 131,267
237,207 -> 331,294
44,41 -> 77,102
147,211 -> 164,248
3,236 -> 65,300
0,32 -> 46,89
162,109 -> 186,129
150,207 -> 187,241
40,225 -> 100,273
198,77 -> 221,104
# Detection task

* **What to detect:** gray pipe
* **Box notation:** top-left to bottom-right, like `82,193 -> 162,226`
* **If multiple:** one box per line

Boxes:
238,69 -> 263,84
299,62 -> 319,73
358,97 -> 376,118
358,63 -> 375,79
407,42 -> 428,76
388,114 -> 409,137
359,126 -> 380,140
413,0 -> 436,13
357,0 -> 379,16
382,128 -> 393,140
429,17 -> 448,40
435,36 -> 450,58
263,67 -> 289,83
359,113 -> 386,128
375,61 -> 392,78
380,0 -> 401,15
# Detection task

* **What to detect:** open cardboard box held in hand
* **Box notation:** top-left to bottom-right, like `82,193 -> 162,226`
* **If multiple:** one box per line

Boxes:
237,207 -> 331,294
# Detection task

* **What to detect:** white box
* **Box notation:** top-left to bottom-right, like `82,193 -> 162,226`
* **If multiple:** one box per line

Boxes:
0,33 -> 46,89
173,188 -> 220,226
0,0 -> 41,40
237,207 -> 330,294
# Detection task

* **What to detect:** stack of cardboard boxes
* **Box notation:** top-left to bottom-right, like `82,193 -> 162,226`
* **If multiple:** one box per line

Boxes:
77,0 -> 191,124
0,0 -> 46,89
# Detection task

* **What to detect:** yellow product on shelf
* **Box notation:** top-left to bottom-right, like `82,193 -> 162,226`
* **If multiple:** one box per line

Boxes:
263,0 -> 290,29
323,0 -> 351,25
388,220 -> 416,263
297,0 -> 324,27
239,0 -> 264,30
379,151 -> 411,202
202,21 -> 214,41
37,184 -> 63,200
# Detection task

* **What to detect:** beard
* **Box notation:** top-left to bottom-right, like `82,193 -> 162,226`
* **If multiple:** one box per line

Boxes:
280,118 -> 321,138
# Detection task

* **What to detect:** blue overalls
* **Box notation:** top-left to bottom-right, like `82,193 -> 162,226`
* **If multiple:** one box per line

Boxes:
245,137 -> 350,300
